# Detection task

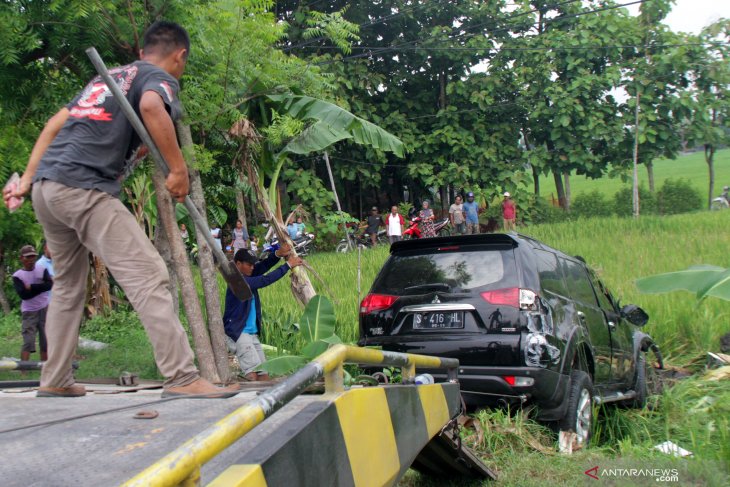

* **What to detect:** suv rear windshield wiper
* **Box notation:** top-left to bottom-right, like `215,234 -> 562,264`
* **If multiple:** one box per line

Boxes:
403,283 -> 452,293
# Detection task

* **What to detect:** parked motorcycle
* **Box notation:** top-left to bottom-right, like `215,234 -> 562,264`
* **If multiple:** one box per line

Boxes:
711,186 -> 730,210
261,232 -> 315,258
402,216 -> 451,239
335,228 -> 387,253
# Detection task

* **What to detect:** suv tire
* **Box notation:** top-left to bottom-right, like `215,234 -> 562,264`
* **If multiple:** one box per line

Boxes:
559,370 -> 594,447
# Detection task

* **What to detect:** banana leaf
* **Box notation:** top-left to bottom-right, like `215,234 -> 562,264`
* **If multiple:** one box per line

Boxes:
635,265 -> 730,301
267,94 -> 405,158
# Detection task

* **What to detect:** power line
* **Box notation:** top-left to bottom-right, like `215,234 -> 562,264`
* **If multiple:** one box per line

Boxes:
297,41 -> 726,54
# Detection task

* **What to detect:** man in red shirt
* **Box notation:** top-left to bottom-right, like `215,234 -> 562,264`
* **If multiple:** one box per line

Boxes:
501,192 -> 517,232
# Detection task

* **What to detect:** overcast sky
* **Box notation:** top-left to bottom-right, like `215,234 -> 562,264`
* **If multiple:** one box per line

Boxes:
625,0 -> 730,34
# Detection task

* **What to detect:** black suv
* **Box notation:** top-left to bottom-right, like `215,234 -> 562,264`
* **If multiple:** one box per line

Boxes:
358,234 -> 662,445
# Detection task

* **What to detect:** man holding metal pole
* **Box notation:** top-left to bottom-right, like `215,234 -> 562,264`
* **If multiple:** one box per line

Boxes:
3,21 -> 238,398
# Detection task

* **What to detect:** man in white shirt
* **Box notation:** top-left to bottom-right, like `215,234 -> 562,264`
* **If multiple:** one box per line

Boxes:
385,206 -> 405,244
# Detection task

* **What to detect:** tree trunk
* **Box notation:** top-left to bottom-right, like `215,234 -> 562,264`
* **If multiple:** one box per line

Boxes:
532,165 -> 540,196
154,221 -> 179,314
189,168 -> 232,383
706,144 -> 716,210
553,171 -> 567,210
646,161 -> 655,193
178,123 -> 232,383
0,249 -> 10,314
632,90 -> 641,218
563,173 -> 571,212
247,162 -> 315,305
151,167 -> 220,383
235,184 -> 248,231
87,256 -> 112,317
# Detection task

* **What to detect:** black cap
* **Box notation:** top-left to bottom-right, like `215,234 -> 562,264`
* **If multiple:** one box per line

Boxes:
234,249 -> 257,265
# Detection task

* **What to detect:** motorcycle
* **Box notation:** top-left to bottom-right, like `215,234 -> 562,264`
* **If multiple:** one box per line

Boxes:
711,187 -> 730,210
261,232 -> 315,258
335,228 -> 387,253
403,216 -> 451,239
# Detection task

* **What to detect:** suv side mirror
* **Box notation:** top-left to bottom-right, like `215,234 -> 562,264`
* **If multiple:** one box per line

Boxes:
620,304 -> 649,327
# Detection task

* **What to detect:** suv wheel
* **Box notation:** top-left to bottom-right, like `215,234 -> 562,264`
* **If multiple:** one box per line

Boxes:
559,370 -> 594,447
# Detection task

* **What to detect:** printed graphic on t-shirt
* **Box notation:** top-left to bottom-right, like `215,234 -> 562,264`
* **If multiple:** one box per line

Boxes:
69,65 -> 139,122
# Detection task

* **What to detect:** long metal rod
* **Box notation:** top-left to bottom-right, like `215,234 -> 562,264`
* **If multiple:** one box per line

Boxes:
84,48 -> 228,267
122,344 -> 459,487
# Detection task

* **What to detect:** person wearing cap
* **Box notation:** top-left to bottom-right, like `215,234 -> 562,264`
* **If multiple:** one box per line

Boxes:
502,192 -> 517,232
223,243 -> 303,381
463,192 -> 480,234
365,207 -> 384,246
12,245 -> 53,363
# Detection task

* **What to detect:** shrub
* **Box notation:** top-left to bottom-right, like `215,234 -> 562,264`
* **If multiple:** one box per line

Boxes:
571,190 -> 613,219
613,184 -> 657,216
527,197 -> 569,225
657,178 -> 703,215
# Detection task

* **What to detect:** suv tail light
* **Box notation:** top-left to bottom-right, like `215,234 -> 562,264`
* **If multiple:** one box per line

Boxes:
360,294 -> 399,314
480,288 -> 537,310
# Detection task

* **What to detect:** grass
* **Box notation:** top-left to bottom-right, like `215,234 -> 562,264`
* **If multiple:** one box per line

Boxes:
537,148 -> 730,202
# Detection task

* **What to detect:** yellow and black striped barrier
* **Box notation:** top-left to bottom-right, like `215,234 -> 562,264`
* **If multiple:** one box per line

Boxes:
209,382 -> 465,487
122,345 -> 486,487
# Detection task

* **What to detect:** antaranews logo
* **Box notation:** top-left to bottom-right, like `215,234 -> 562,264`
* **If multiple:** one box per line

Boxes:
584,465 -> 680,482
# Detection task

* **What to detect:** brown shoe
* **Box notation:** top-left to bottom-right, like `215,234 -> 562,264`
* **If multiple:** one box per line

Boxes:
37,384 -> 86,397
161,378 -> 240,399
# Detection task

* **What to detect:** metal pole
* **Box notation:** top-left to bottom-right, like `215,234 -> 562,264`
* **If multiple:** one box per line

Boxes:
323,151 -> 352,250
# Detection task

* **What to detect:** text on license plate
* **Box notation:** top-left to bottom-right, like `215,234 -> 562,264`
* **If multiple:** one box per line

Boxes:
413,312 -> 464,329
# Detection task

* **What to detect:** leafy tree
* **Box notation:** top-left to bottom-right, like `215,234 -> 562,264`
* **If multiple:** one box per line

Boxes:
682,20 -> 730,208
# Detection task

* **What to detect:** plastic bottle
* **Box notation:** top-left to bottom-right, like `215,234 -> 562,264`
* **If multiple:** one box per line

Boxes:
414,373 -> 435,385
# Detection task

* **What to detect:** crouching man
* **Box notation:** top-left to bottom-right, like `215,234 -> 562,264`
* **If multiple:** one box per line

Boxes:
224,244 -> 303,381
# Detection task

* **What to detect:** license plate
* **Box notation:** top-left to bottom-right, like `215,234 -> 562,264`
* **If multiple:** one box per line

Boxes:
413,312 -> 464,329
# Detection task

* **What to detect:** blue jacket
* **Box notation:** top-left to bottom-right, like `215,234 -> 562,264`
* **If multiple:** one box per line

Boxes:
223,253 -> 291,341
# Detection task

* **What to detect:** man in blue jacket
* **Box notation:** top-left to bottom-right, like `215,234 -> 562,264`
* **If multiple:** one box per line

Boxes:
224,243 -> 303,381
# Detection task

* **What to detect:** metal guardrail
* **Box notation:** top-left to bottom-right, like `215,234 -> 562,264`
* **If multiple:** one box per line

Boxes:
122,344 -> 459,487
0,360 -> 43,371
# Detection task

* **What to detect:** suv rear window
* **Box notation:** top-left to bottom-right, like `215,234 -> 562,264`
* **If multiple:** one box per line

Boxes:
371,246 -> 518,295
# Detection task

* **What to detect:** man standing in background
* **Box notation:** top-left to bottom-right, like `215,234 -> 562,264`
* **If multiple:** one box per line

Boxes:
463,192 -> 480,235
449,195 -> 466,235
12,245 -> 52,363
385,205 -> 404,244
502,192 -> 517,232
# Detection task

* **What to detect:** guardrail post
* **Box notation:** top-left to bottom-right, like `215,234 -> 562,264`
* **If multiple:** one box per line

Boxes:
401,362 -> 416,383
324,362 -> 344,393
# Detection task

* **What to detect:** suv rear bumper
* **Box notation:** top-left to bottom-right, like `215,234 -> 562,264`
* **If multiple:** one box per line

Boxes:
426,365 -> 570,419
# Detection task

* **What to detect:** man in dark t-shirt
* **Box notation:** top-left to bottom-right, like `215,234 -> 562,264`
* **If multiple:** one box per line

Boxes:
366,207 -> 384,246
3,21 -> 237,399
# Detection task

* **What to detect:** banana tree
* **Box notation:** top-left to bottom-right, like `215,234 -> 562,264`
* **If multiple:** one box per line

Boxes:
232,92 -> 405,305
